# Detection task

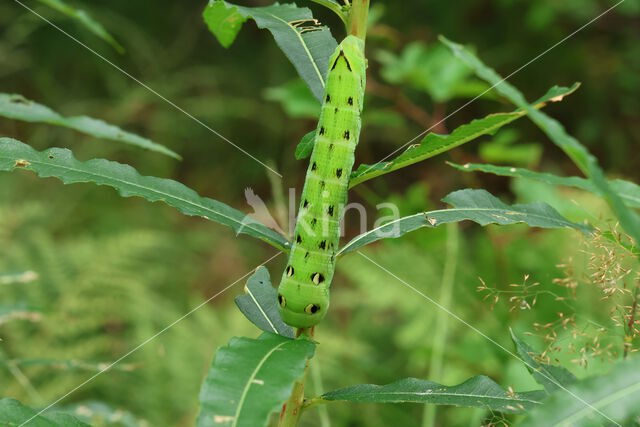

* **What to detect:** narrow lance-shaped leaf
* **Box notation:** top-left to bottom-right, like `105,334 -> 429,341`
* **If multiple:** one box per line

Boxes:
295,130 -> 317,160
235,267 -> 294,338
0,138 -> 290,252
519,356 -> 640,427
36,0 -> 124,53
348,83 -> 579,188
203,1 -> 337,102
0,398 -> 90,427
197,333 -> 315,427
317,376 -> 545,413
0,94 -> 179,159
339,189 -> 591,255
449,162 -> 640,209
440,35 -> 640,247
510,329 -> 577,394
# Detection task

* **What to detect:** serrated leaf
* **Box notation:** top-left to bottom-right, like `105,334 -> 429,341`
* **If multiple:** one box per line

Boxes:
36,0 -> 124,53
0,138 -> 290,252
449,162 -> 640,209
510,329 -> 577,394
519,356 -> 640,427
203,1 -> 337,102
348,83 -> 579,188
235,267 -> 294,338
0,94 -> 179,159
339,189 -> 591,255
319,376 -> 545,413
0,398 -> 90,427
197,333 -> 315,427
294,130 -> 317,160
440,35 -> 640,247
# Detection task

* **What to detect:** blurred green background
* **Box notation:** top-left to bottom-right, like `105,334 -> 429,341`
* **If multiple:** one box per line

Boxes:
1,0 -> 639,425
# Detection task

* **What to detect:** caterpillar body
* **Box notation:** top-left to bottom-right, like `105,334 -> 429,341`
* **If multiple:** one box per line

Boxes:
277,36 -> 366,328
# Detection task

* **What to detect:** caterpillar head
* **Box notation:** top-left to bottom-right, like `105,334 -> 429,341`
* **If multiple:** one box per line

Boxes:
277,281 -> 329,328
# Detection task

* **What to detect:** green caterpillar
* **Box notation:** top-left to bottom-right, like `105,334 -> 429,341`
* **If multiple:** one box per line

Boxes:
277,36 -> 366,328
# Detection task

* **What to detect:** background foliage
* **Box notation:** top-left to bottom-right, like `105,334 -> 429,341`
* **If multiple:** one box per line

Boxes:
1,0 -> 639,425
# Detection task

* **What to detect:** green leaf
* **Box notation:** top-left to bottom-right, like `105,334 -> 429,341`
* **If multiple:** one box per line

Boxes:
519,356 -> 640,427
203,1 -> 337,102
318,376 -> 545,413
440,35 -> 640,247
510,329 -> 577,394
0,138 -> 290,252
295,130 -> 317,160
339,189 -> 591,255
449,162 -> 640,209
197,333 -> 315,427
36,0 -> 124,53
235,267 -> 294,338
0,398 -> 90,427
0,94 -> 179,159
348,83 -> 579,188
307,0 -> 347,24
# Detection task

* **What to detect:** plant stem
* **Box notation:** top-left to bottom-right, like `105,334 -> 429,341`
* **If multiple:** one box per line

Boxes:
346,0 -> 369,41
422,223 -> 459,427
279,328 -> 314,427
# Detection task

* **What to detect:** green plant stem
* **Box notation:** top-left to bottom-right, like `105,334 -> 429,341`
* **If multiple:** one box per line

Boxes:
422,223 -> 459,427
347,0 -> 369,41
279,327 -> 314,427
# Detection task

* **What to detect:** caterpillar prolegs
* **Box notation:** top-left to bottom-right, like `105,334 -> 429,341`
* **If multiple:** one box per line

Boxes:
277,36 -> 366,328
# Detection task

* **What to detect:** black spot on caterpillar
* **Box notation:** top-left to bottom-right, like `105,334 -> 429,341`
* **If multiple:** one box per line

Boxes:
319,240 -> 326,250
348,96 -> 353,106
319,127 -> 325,135
328,205 -> 334,216
311,273 -> 325,285
336,168 -> 343,178
344,130 -> 350,140
286,266 -> 294,277
312,162 -> 317,171
296,234 -> 302,244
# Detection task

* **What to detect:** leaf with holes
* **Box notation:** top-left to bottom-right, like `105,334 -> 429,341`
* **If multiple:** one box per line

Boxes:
317,376 -> 545,413
510,329 -> 576,394
0,398 -> 90,426
36,0 -> 124,53
197,333 -> 315,427
441,35 -> 640,247
339,189 -> 591,255
348,83 -> 579,188
203,1 -> 337,102
235,267 -> 294,338
519,356 -> 640,427
0,94 -> 179,159
0,138 -> 290,252
449,162 -> 640,209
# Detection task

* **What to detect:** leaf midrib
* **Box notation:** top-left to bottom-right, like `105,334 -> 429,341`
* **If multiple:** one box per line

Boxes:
327,390 -> 542,406
233,340 -> 289,427
339,207 -> 579,255
1,152 -> 288,251
268,13 -> 325,91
